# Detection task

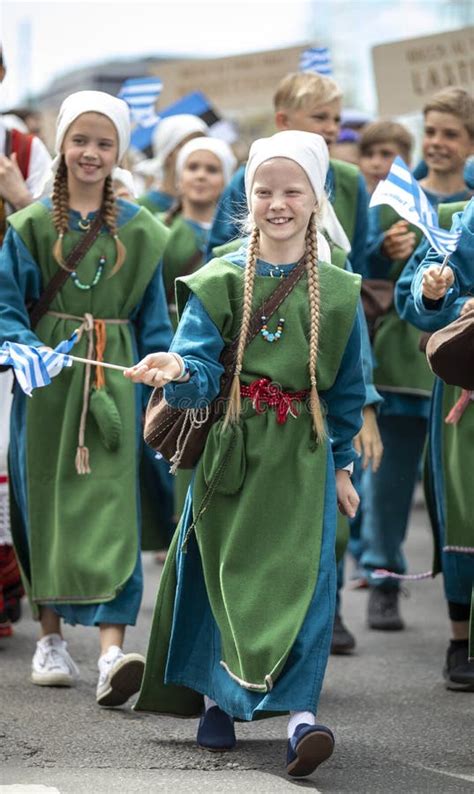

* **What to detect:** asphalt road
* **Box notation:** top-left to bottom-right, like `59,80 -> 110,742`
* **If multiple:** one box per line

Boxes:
1,496 -> 473,793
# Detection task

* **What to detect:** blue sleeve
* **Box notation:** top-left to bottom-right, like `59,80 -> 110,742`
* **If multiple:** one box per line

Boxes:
440,201 -> 474,295
131,264 -> 173,360
357,299 -> 382,407
0,227 -> 43,347
366,205 -> 394,279
345,258 -> 381,408
407,203 -> 474,306
206,166 -> 247,260
322,313 -> 365,469
163,293 -> 225,407
395,238 -> 467,331
348,175 -> 369,278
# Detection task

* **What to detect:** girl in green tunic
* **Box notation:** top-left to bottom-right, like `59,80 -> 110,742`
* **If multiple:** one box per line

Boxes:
160,138 -> 237,530
126,130 -> 365,777
0,91 -> 173,707
161,137 -> 237,328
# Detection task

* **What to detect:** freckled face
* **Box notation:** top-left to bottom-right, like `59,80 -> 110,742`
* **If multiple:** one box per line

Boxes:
251,158 -> 316,246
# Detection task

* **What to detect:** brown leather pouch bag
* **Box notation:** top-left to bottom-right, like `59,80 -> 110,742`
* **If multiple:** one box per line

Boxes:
425,308 -> 474,390
144,258 -> 307,471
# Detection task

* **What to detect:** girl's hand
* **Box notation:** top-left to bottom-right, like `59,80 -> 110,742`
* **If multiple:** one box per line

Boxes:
124,353 -> 185,387
381,221 -> 417,261
422,265 -> 454,301
460,297 -> 474,317
336,469 -> 360,519
353,405 -> 384,473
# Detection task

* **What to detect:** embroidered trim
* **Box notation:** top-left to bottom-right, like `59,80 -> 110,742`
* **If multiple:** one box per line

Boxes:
220,661 -> 273,692
372,569 -> 433,581
443,545 -> 474,554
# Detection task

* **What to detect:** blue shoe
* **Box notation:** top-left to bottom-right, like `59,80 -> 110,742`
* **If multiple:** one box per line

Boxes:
196,705 -> 236,752
286,723 -> 335,777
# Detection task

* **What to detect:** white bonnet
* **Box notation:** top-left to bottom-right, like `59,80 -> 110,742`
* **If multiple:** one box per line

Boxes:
176,137 -> 237,185
151,114 -> 208,166
55,90 -> 130,162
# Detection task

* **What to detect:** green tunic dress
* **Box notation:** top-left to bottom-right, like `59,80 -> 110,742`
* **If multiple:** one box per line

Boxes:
136,254 -> 364,716
1,199 -> 171,618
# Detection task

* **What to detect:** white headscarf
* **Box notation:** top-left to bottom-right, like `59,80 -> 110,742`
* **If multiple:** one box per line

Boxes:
245,130 -> 351,254
175,137 -> 237,186
152,114 -> 209,167
36,90 -> 131,198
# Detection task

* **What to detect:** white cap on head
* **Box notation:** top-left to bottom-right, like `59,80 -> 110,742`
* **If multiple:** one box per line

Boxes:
175,137 -> 237,186
245,130 -> 329,206
55,90 -> 130,162
36,90 -> 132,199
152,114 -> 209,166
245,130 -> 351,253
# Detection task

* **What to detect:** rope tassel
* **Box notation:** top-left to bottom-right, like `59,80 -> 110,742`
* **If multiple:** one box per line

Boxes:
75,445 -> 91,475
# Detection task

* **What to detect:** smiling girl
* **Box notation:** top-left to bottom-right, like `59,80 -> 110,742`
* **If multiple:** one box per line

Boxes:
0,91 -> 172,705
128,131 -> 365,778
161,137 -> 236,328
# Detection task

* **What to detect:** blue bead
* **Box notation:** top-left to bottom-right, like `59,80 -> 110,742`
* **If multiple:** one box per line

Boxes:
267,334 -> 275,342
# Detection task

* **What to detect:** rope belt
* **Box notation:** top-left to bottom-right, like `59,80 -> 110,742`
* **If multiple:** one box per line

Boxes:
46,311 -> 129,475
240,378 -> 309,425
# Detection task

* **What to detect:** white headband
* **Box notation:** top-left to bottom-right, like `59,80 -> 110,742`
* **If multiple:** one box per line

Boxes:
176,137 -> 237,186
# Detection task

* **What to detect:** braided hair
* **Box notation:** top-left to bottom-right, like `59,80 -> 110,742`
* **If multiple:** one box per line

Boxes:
223,225 -> 259,428
223,213 -> 326,444
52,156 -> 126,274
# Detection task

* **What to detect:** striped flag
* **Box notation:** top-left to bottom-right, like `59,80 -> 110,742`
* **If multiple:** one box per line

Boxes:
0,333 -> 77,396
299,47 -> 332,76
118,77 -> 163,128
369,156 -> 462,257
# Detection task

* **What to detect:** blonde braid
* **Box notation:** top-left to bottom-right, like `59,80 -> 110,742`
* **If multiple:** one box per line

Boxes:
52,157 -> 70,268
102,175 -> 126,276
223,226 -> 259,428
305,213 -> 326,443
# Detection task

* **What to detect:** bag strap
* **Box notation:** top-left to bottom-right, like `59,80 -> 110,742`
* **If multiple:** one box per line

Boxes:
10,129 -> 34,180
224,256 -> 307,366
29,214 -> 104,329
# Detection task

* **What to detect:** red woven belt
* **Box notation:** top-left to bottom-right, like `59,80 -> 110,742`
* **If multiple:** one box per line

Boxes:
240,378 -> 309,425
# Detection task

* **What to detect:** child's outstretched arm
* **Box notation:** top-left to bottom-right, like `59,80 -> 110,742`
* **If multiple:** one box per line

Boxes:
396,238 -> 469,332
125,293 -> 225,407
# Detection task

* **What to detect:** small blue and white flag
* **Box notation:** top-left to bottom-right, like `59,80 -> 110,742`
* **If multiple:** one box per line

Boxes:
369,156 -> 462,257
118,77 -> 163,129
0,333 -> 77,396
299,47 -> 332,76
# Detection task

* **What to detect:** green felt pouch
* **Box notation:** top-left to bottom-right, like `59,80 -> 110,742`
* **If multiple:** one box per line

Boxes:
89,388 -> 122,452
202,421 -> 246,496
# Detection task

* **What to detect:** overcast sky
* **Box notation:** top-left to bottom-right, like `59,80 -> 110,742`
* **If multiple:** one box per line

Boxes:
1,0 -> 472,112
1,0 -> 311,106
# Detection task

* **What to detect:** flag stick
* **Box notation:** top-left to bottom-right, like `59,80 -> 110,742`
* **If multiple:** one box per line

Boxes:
438,253 -> 450,275
65,354 -> 173,381
68,354 -> 127,372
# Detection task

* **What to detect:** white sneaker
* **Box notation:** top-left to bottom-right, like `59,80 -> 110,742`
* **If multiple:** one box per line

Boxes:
96,645 -> 145,707
31,633 -> 80,687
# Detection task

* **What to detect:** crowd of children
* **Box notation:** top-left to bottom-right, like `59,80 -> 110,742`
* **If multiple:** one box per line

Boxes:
0,49 -> 473,779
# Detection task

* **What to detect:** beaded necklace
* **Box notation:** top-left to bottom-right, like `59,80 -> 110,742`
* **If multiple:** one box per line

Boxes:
69,215 -> 106,291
